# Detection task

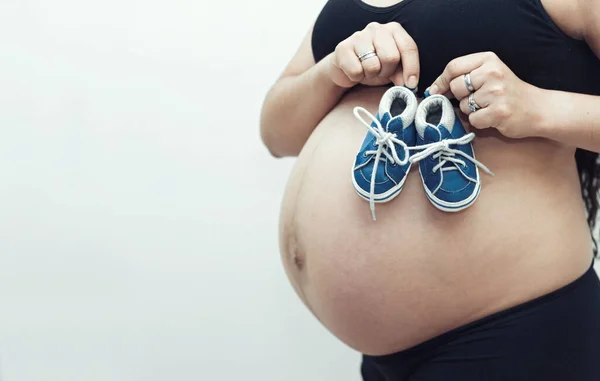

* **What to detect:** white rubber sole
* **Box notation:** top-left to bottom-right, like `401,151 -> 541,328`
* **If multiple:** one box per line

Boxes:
419,167 -> 482,212
351,164 -> 412,203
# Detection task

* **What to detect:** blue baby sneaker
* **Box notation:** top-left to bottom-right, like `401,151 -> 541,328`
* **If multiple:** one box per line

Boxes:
352,86 -> 418,220
410,94 -> 493,212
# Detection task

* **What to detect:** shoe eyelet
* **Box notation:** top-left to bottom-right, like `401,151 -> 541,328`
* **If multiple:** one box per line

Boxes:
363,153 -> 368,158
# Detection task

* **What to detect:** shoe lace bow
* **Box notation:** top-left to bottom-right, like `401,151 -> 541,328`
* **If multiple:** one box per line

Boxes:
409,134 -> 494,177
354,106 -> 410,220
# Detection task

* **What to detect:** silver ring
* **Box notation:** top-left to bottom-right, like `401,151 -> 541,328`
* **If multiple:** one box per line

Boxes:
358,51 -> 377,62
464,73 -> 475,93
468,92 -> 481,113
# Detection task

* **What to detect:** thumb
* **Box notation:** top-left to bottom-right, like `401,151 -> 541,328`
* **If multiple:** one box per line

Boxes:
389,67 -> 405,87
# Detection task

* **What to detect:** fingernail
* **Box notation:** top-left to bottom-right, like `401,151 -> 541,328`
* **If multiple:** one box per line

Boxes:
407,76 -> 418,89
430,84 -> 439,94
404,84 -> 418,94
424,88 -> 431,98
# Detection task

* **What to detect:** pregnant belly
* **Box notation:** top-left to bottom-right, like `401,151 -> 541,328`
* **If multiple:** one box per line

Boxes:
278,86 -> 593,355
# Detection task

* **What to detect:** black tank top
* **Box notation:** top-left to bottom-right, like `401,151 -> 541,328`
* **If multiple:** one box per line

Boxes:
311,0 -> 600,97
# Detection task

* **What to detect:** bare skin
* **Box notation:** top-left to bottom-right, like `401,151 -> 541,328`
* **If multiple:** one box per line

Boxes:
261,0 -> 600,356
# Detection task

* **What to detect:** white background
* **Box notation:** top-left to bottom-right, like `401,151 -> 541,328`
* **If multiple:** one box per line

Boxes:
0,0 -> 362,380
1,1 -> 598,380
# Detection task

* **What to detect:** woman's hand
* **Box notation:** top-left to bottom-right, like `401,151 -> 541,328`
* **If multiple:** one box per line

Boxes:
329,22 -> 420,89
428,52 -> 542,139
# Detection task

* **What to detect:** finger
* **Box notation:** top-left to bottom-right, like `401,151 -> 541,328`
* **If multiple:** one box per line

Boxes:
372,29 -> 400,81
459,96 -> 470,115
449,66 -> 486,100
354,35 -> 381,79
459,91 -> 489,116
468,107 -> 495,130
442,89 -> 455,99
335,39 -> 364,83
389,67 -> 405,86
390,23 -> 420,89
429,52 -> 489,95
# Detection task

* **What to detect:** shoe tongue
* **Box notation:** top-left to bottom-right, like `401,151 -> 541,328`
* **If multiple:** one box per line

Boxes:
423,125 -> 457,171
386,115 -> 405,135
379,112 -> 392,128
415,95 -> 455,139
423,125 -> 442,142
378,86 -> 417,132
438,125 -> 452,139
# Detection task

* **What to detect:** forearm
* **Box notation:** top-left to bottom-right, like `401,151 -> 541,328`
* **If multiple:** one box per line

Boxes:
260,54 -> 348,157
533,88 -> 600,153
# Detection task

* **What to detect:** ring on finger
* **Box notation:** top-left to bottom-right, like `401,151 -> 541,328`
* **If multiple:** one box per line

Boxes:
358,50 -> 377,62
464,73 -> 475,93
468,92 -> 481,113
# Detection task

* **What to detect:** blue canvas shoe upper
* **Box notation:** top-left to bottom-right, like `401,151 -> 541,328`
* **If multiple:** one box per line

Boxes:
352,86 -> 418,220
410,94 -> 493,212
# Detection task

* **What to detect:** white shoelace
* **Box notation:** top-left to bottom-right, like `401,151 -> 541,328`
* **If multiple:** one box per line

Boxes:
409,133 -> 494,177
354,107 -> 410,221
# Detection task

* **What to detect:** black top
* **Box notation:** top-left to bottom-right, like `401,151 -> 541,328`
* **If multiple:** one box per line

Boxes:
311,0 -> 600,97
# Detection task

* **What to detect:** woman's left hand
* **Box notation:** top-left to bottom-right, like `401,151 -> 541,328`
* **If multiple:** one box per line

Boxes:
427,52 -> 541,139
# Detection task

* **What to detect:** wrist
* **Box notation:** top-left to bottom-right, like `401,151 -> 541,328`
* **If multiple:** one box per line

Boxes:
320,54 -> 340,88
526,85 -> 552,138
320,53 -> 356,91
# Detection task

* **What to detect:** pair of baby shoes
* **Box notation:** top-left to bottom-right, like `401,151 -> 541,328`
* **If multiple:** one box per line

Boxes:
352,86 -> 493,220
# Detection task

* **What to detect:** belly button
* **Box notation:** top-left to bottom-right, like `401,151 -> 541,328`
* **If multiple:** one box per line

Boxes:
292,248 -> 305,270
290,240 -> 306,270
285,223 -> 306,270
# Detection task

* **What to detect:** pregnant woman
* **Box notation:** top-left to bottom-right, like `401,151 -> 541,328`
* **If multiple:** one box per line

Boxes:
260,0 -> 600,379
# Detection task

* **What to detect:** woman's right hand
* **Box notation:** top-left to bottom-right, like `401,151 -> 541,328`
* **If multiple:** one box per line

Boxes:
329,22 -> 420,89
